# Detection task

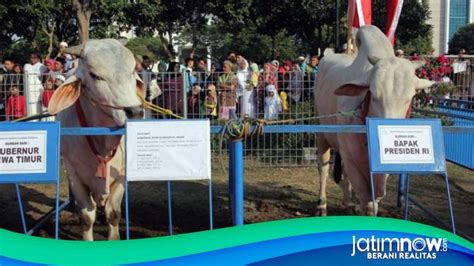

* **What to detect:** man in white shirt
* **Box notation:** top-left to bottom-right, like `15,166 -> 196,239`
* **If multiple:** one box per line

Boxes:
57,42 -> 74,71
23,53 -> 46,118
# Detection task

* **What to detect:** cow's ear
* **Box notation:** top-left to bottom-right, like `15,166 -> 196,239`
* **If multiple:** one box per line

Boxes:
334,84 -> 369,96
48,76 -> 81,115
135,72 -> 145,99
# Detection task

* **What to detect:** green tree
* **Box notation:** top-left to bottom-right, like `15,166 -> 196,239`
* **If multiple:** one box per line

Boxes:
123,0 -> 220,61
0,0 -> 131,59
372,0 -> 433,55
285,0 -> 340,55
448,23 -> 474,54
125,37 -> 166,62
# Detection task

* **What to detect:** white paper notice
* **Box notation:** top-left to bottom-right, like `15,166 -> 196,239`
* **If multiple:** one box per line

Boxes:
0,131 -> 47,174
126,120 -> 211,181
378,125 -> 434,164
452,61 -> 467,74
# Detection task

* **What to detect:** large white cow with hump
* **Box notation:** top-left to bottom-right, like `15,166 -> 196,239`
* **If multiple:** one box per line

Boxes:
315,26 -> 434,215
48,39 -> 144,240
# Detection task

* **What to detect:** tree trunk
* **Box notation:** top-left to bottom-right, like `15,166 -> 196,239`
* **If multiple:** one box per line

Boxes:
159,34 -> 174,61
32,39 -> 38,50
42,23 -> 56,59
73,0 -> 92,43
271,36 -> 276,59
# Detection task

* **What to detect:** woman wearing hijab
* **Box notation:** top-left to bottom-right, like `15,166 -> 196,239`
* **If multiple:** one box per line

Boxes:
257,62 -> 278,117
42,58 -> 57,83
264,84 -> 282,120
217,60 -> 237,120
236,57 -> 256,118
160,62 -> 184,116
287,63 -> 304,103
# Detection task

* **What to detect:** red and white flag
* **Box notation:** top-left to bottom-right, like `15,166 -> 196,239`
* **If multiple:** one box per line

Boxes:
385,0 -> 404,45
347,0 -> 403,48
352,0 -> 372,28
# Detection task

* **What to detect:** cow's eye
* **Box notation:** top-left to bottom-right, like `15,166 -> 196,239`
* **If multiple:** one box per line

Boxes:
90,72 -> 103,80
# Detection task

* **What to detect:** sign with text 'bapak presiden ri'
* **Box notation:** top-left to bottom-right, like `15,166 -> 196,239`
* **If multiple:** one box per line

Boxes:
378,125 -> 434,164
126,120 -> 211,181
0,131 -> 47,174
366,118 -> 446,174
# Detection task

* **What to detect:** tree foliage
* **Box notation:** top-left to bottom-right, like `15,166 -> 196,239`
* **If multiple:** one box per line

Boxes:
448,23 -> 474,54
125,37 -> 166,62
0,0 -> 435,63
372,0 -> 433,55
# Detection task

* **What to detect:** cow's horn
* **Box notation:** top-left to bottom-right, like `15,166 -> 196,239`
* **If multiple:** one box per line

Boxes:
64,44 -> 85,57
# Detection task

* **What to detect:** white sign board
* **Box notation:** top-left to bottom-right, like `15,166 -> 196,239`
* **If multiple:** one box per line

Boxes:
452,61 -> 467,74
126,120 -> 211,181
0,131 -> 47,174
378,125 -> 434,164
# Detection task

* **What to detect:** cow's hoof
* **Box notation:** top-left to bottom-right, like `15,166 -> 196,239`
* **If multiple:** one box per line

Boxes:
108,233 -> 120,240
366,202 -> 379,216
315,207 -> 327,216
344,205 -> 358,215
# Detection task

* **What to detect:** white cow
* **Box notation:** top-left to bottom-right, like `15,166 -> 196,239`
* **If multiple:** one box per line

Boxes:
315,26 -> 433,215
48,39 -> 144,240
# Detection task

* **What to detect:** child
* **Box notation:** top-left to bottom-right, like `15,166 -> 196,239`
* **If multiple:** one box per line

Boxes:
280,90 -> 289,113
55,74 -> 66,87
264,84 -> 282,120
41,78 -> 56,121
6,85 -> 26,121
204,84 -> 217,119
188,85 -> 202,118
42,78 -> 55,108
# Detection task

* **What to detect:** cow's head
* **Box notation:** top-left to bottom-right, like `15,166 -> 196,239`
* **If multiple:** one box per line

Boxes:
334,56 -> 434,118
48,39 -> 144,126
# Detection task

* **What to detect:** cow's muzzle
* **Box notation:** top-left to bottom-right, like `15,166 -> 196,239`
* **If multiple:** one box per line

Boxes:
124,105 -> 144,119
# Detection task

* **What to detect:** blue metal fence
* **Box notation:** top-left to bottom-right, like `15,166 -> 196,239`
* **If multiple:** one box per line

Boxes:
436,100 -> 474,170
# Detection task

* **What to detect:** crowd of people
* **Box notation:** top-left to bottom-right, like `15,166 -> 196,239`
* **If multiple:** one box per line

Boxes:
0,43 -> 322,121
1,41 -> 471,122
137,52 -> 321,121
0,42 -> 73,121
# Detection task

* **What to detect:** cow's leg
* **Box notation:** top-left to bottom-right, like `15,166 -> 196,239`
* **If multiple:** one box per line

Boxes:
316,136 -> 330,216
63,159 -> 96,241
366,174 -> 388,216
339,172 -> 357,213
105,178 -> 124,240
342,160 -> 382,216
340,174 -> 363,214
72,181 -> 97,241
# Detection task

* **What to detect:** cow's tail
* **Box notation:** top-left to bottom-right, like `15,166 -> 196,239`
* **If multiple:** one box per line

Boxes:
333,152 -> 342,184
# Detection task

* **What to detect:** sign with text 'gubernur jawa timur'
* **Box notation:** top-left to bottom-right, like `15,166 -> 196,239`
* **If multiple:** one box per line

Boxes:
0,131 -> 47,174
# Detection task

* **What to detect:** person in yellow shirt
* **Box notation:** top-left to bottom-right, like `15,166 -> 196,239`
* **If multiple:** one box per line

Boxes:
204,84 -> 217,119
280,90 -> 289,113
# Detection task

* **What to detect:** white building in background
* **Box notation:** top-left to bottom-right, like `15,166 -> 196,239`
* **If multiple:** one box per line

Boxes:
426,0 -> 474,54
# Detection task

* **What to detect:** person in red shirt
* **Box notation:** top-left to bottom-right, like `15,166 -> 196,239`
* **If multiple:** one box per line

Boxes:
42,78 -> 55,108
41,78 -> 57,121
6,85 -> 26,120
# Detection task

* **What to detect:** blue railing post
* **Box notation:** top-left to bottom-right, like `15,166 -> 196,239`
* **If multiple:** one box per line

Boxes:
398,173 -> 408,207
228,139 -> 244,226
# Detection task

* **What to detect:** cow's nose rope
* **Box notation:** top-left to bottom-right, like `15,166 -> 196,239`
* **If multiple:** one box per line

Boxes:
137,92 -> 185,119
